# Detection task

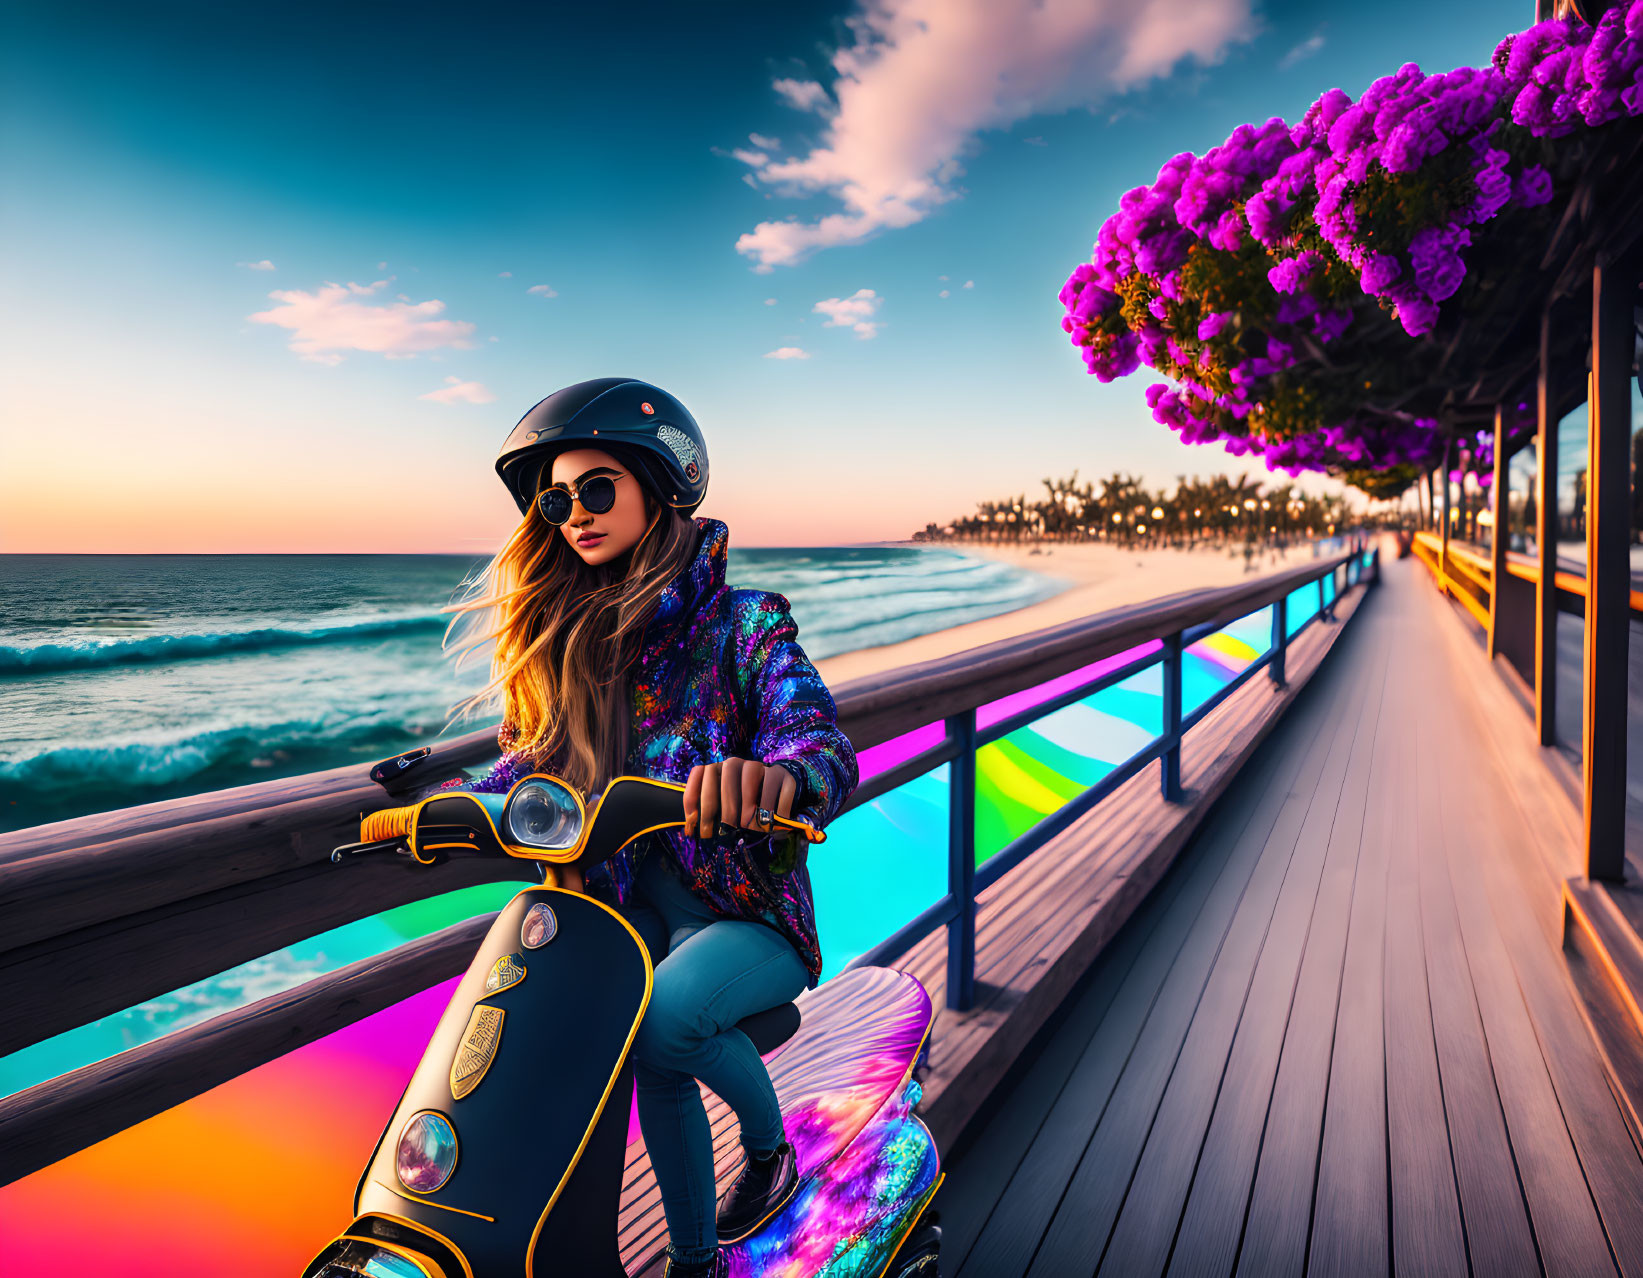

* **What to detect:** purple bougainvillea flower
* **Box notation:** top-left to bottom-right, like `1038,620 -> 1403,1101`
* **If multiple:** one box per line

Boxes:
1197,311 -> 1231,340
1515,164 -> 1554,205
1359,254 -> 1402,294
1057,0 -> 1643,482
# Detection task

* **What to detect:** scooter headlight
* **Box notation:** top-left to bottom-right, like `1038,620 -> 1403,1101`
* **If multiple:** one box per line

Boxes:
396,1110 -> 457,1193
505,779 -> 583,850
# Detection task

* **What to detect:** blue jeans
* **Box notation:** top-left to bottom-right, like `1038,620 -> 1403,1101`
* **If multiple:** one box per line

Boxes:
615,851 -> 809,1265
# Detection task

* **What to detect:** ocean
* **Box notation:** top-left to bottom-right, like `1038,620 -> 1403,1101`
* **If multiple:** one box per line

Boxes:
0,545 -> 1067,832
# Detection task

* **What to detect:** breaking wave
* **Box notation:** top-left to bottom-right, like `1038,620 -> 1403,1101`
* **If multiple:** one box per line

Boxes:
0,612 -> 447,676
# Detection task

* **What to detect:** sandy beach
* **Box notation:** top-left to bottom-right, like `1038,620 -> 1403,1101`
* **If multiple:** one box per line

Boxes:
813,538 -> 1315,686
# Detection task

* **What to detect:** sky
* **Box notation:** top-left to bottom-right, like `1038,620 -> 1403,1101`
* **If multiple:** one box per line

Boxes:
0,0 -> 1539,551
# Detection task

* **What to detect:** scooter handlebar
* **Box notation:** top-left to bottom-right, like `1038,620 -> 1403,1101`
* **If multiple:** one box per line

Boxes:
335,775 -> 826,870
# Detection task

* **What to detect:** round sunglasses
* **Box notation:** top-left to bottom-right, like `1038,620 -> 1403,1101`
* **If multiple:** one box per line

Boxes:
536,473 -> 628,525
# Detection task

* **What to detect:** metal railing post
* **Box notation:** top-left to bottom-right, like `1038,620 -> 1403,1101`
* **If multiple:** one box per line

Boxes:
1160,631 -> 1184,802
945,709 -> 977,1010
1270,596 -> 1288,689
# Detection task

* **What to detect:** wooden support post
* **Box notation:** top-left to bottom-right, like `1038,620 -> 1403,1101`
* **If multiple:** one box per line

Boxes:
1489,404 -> 1509,659
1536,307 -> 1559,748
1583,251 -> 1637,882
945,709 -> 978,1008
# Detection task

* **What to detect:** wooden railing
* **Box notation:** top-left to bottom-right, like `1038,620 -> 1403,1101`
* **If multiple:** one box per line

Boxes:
1411,528 -> 1643,631
1411,531 -> 1494,628
0,544 -> 1376,1182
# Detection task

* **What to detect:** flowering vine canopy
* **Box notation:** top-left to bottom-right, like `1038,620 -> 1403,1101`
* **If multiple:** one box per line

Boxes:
1059,3 -> 1643,493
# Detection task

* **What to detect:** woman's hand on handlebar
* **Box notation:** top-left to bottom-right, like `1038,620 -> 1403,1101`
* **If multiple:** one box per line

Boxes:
682,759 -> 799,840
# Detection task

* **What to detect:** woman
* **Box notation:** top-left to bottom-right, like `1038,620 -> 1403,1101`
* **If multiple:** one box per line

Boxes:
439,377 -> 859,1278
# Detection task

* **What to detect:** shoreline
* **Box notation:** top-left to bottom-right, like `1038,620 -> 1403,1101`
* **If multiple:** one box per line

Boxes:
814,538 -> 1314,686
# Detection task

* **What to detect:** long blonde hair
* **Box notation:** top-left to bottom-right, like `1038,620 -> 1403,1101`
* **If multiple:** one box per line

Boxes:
445,480 -> 700,794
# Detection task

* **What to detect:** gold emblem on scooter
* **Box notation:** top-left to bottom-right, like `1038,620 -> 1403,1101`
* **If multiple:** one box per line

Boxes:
450,1005 -> 505,1101
484,952 -> 526,994
521,901 -> 558,949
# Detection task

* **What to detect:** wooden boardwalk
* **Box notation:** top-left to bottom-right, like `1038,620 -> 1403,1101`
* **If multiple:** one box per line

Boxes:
935,551 -> 1643,1278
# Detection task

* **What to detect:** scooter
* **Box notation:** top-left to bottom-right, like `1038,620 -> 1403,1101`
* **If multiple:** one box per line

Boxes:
302,754 -> 944,1278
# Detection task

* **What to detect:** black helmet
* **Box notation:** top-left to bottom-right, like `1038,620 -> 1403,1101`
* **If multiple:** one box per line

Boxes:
495,378 -> 709,517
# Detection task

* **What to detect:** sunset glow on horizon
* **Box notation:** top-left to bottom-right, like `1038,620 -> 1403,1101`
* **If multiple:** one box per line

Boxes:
3,0 -> 1515,553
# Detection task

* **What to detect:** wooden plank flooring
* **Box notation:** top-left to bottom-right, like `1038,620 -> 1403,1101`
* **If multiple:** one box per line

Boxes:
940,551 -> 1643,1278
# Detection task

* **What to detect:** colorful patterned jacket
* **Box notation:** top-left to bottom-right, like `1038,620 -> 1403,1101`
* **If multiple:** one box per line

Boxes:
440,516 -> 858,987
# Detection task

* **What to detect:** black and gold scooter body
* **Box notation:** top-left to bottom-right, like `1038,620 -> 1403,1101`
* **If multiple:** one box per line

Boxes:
303,886 -> 652,1278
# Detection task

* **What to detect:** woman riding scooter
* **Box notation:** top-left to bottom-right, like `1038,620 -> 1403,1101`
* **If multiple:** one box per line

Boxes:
438,377 -> 860,1278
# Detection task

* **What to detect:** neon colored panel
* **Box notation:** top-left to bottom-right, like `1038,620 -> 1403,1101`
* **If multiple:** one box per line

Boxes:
1182,603 -> 1268,715
0,879 -> 527,1100
976,640 -> 1161,731
855,719 -> 945,782
0,977 -> 459,1278
1286,582 -> 1320,636
972,660 -> 1164,860
1012,713 -> 1141,781
810,764 -> 951,980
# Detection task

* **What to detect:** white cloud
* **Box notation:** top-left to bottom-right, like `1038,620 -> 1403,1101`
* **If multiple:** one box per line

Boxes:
378,261 -> 388,270
764,346 -> 812,359
736,0 -> 1254,268
527,284 -> 558,298
248,280 -> 476,364
1278,32 -> 1325,70
963,279 -> 974,288
813,287 -> 882,338
1024,135 -> 1048,146
748,132 -> 782,149
237,259 -> 276,271
939,289 -> 950,298
420,376 -> 497,405
938,274 -> 949,281
732,147 -> 770,166
498,271 -> 513,278
773,78 -> 832,112
764,297 -> 778,305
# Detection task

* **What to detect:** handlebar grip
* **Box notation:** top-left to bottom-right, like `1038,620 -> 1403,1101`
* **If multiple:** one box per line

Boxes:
773,810 -> 825,844
361,806 -> 416,843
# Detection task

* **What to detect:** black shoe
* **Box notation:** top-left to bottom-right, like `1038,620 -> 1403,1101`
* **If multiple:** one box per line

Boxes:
663,1246 -> 726,1278
716,1139 -> 798,1243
